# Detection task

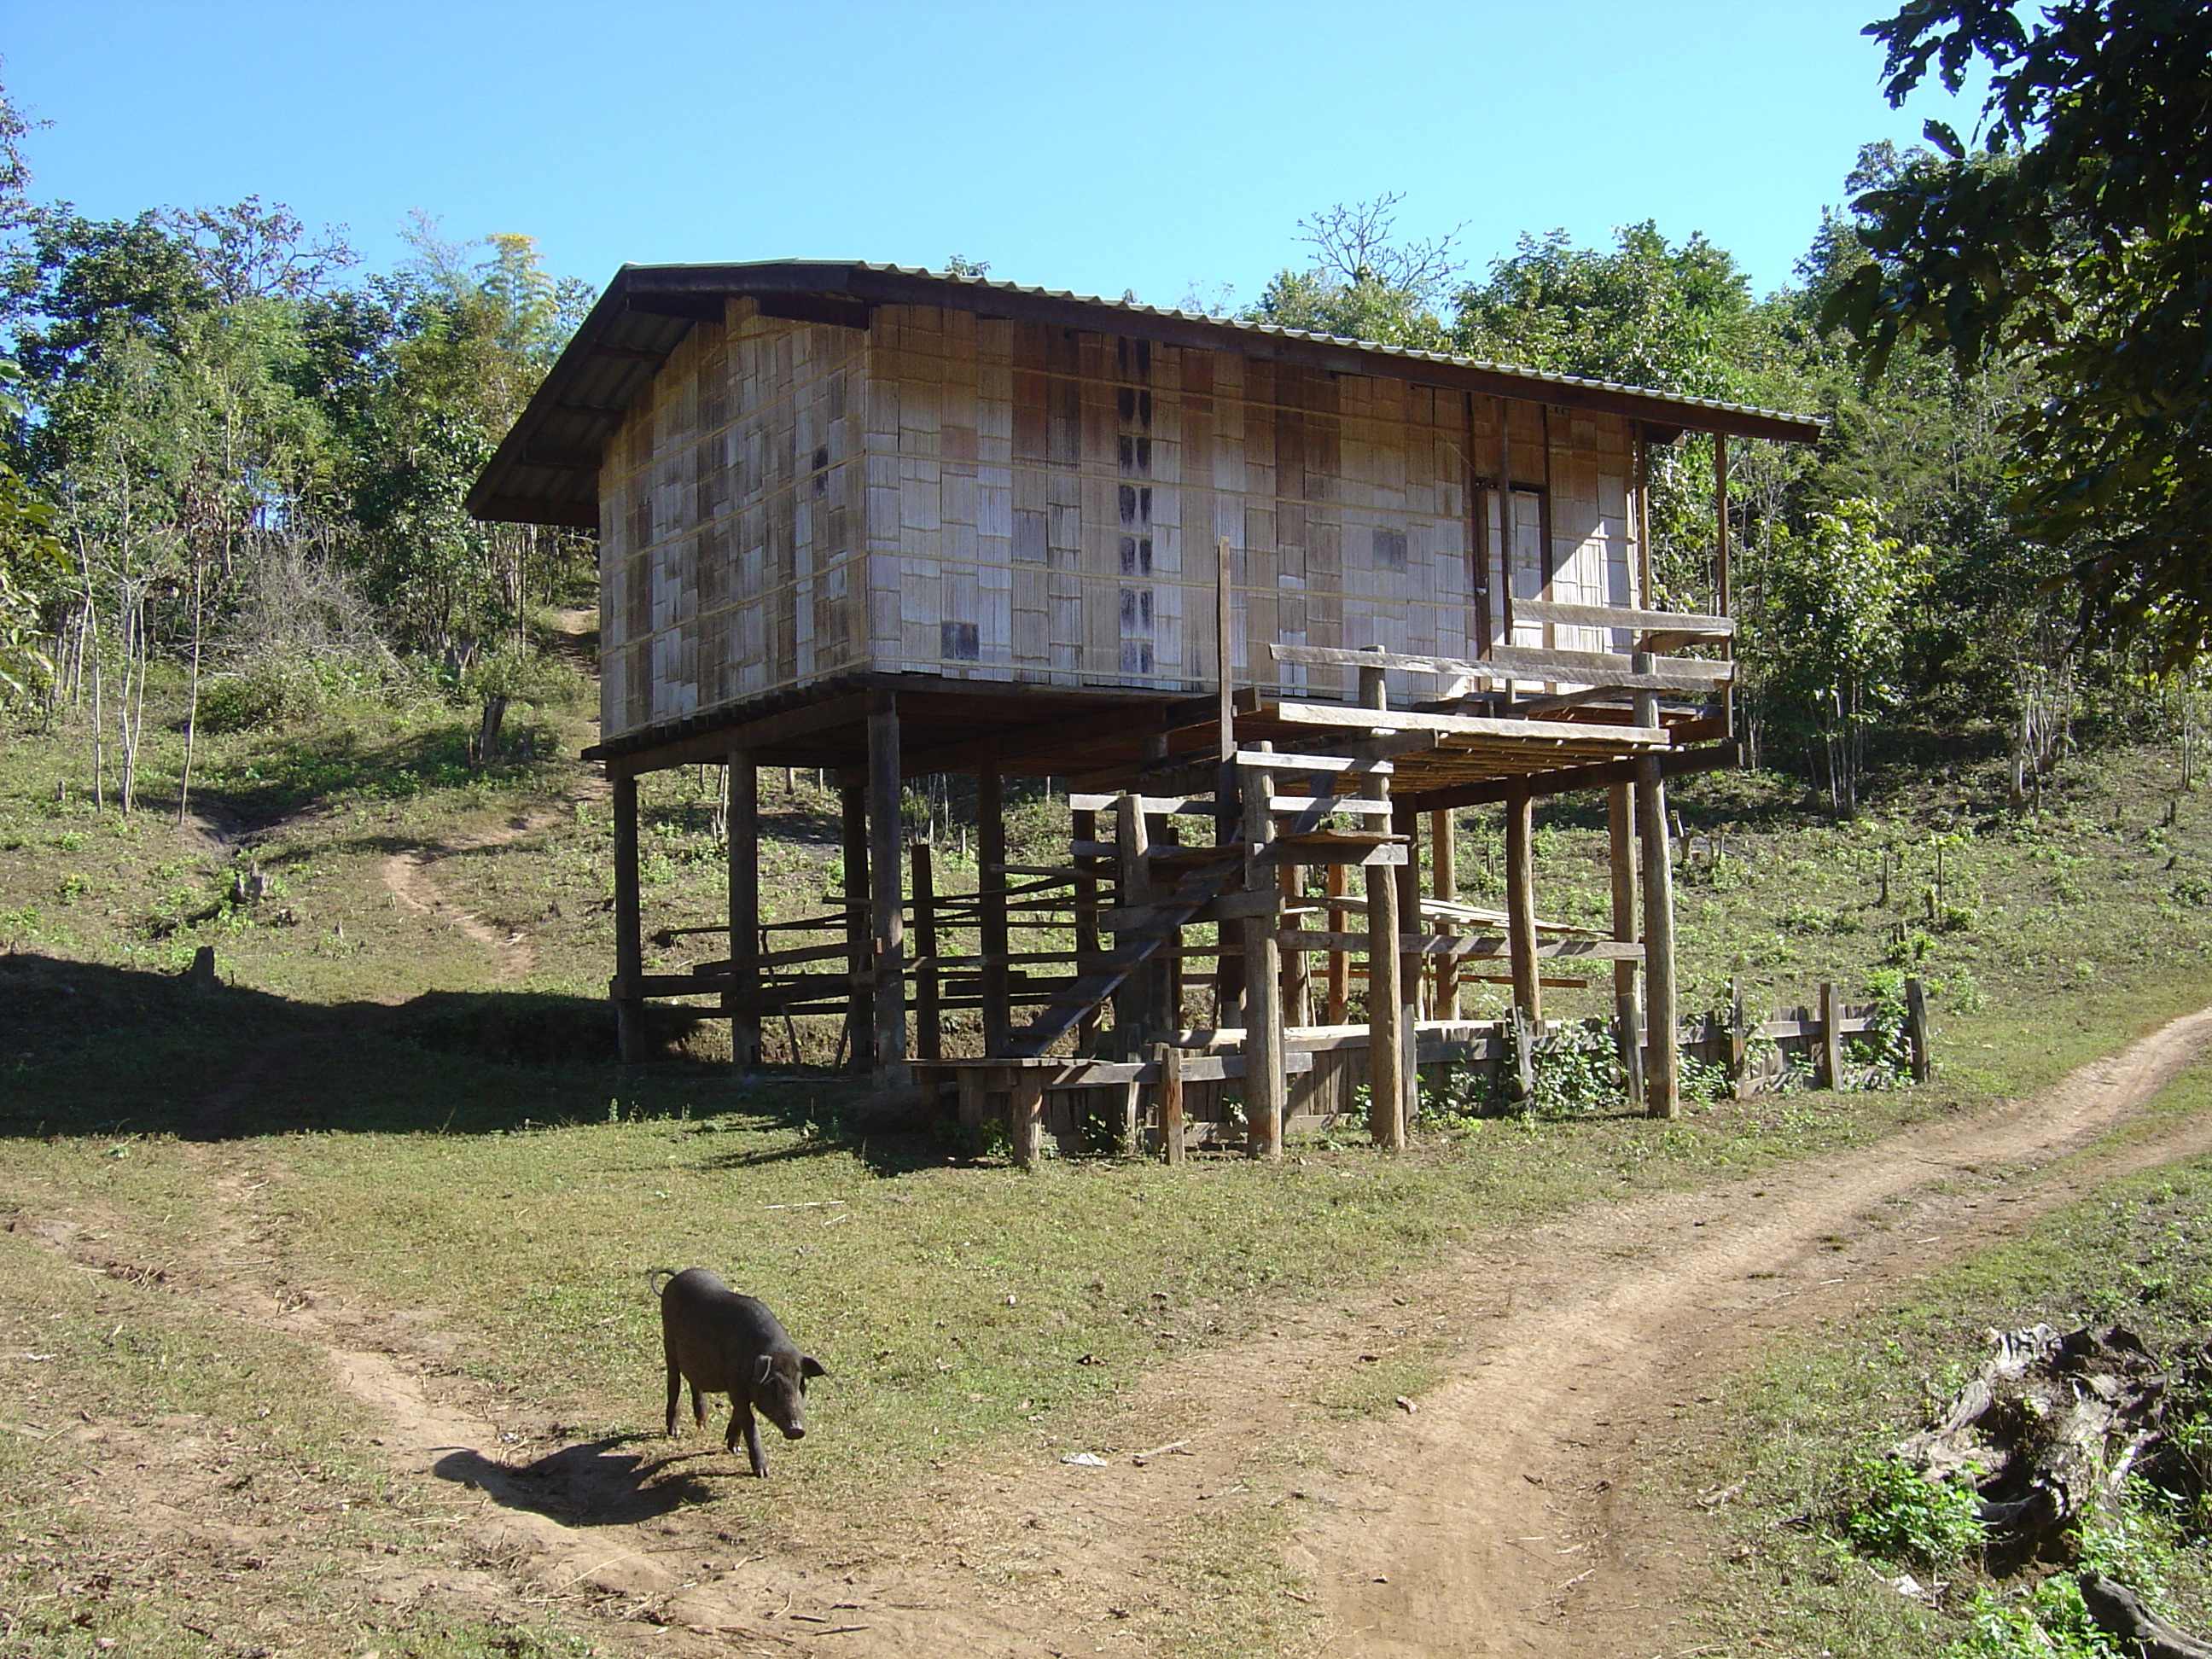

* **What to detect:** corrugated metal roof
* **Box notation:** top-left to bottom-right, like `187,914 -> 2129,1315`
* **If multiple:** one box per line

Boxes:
469,259 -> 1824,527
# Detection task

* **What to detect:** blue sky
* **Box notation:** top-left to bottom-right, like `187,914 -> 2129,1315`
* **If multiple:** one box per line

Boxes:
9,2 -> 1978,308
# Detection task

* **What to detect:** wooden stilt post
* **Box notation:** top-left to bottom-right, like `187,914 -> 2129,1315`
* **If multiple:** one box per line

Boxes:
1360,664 -> 1406,1150
977,767 -> 1010,1057
1714,432 -> 1734,736
1505,779 -> 1540,1019
1279,860 -> 1308,1027
726,751 -> 761,1074
911,840 -> 941,1063
1431,808 -> 1459,1021
1010,1069 -> 1045,1170
1608,781 -> 1641,1108
1113,789 -> 1151,1052
1635,657 -> 1678,1118
1213,534 -> 1245,1030
1073,806 -> 1103,1051
1156,1039 -> 1185,1165
1242,750 -> 1284,1160
867,692 -> 908,1086
1393,796 -> 1423,1115
613,771 -> 645,1063
838,772 -> 871,1073
1324,861 -> 1350,1025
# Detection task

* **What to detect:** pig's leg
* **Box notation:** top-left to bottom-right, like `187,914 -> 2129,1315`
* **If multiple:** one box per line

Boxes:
663,1342 -> 683,1438
733,1400 -> 768,1477
691,1382 -> 707,1429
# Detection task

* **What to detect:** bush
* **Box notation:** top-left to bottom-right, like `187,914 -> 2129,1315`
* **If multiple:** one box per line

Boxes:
1840,1454 -> 1987,1566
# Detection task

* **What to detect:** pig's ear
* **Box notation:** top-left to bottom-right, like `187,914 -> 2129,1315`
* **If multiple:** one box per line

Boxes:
800,1355 -> 827,1380
752,1354 -> 774,1386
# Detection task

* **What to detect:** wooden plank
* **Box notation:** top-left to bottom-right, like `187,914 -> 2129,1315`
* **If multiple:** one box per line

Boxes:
1405,742 -> 1738,813
597,691 -> 871,777
1484,644 -> 1732,686
1514,599 -> 1732,638
1276,932 -> 1644,960
1158,1040 -> 1184,1164
1068,793 -> 1215,814
1264,699 -> 1667,747
1232,749 -> 1394,774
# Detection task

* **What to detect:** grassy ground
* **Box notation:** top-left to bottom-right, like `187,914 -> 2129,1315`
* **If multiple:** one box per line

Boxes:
8,667 -> 2212,1652
1699,1062 -> 2212,1656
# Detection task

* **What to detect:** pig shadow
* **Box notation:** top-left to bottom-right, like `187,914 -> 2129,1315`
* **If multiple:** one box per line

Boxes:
433,1434 -> 728,1526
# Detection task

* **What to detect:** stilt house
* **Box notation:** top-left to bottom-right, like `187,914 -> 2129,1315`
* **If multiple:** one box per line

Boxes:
469,260 -> 1821,1156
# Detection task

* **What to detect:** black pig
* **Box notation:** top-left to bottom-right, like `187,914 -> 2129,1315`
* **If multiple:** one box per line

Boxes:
648,1267 -> 825,1476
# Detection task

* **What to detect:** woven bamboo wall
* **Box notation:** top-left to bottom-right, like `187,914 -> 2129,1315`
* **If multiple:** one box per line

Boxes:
597,300 -> 1644,742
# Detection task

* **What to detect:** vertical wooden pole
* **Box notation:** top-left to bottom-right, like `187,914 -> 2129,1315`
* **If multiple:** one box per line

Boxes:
1324,861 -> 1350,1025
1114,790 -> 1152,1049
867,692 -> 908,1086
1241,755 -> 1284,1161
1073,806 -> 1103,1051
1505,780 -> 1540,1019
1157,1040 -> 1185,1166
1010,1070 -> 1045,1170
1393,797 -> 1423,1104
1430,808 -> 1459,1021
838,772 -> 871,1072
1727,976 -> 1749,1099
1633,423 -> 1653,608
726,752 -> 760,1074
1820,981 -> 1844,1091
1608,781 -> 1641,1108
1279,860 -> 1308,1027
613,771 -> 644,1063
1636,754 -> 1678,1119
911,841 -> 941,1063
1905,975 -> 1931,1083
977,767 -> 1010,1057
1360,665 -> 1406,1150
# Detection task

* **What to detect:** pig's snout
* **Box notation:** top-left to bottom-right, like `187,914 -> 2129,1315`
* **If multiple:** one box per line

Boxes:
782,1423 -> 806,1441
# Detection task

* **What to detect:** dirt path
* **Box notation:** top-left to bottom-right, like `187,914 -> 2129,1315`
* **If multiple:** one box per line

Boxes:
32,1008 -> 2212,1656
376,781 -> 608,987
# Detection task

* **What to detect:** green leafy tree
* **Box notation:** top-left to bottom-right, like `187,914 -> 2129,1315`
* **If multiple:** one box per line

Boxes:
1826,0 -> 2212,663
1746,498 -> 1931,811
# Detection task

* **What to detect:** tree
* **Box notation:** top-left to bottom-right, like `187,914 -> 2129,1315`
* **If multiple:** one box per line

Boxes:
1243,195 -> 1458,351
1825,0 -> 2212,663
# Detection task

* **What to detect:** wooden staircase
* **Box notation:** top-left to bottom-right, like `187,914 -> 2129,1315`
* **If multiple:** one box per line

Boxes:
1001,845 -> 1243,1059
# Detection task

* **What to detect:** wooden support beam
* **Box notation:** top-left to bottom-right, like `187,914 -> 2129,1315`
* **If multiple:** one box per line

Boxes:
1609,780 -> 1642,1109
1073,807 -> 1104,1051
1009,1071 -> 1045,1169
1276,932 -> 1645,959
1514,598 -> 1732,640
593,691 -> 870,777
839,774 -> 871,1072
1264,697 -> 1665,748
1505,778 -> 1540,1018
1360,665 -> 1407,1150
1637,687 -> 1679,1119
978,768 -> 1010,1057
726,751 -> 760,1074
1156,1040 -> 1185,1165
1324,862 -> 1350,1025
911,841 -> 941,1063
1430,808 -> 1458,1020
613,772 -> 644,1063
1242,756 -> 1285,1161
867,693 -> 908,1085
1404,742 -> 1738,814
1279,861 -> 1308,1027
1393,798 -> 1423,1092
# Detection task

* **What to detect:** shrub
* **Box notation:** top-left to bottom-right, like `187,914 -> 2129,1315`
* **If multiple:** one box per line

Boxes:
1840,1454 -> 1986,1566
